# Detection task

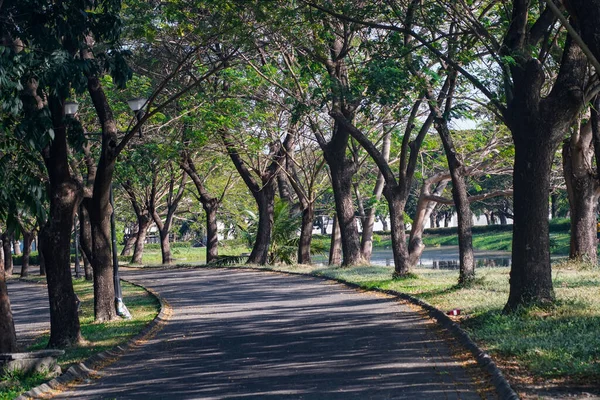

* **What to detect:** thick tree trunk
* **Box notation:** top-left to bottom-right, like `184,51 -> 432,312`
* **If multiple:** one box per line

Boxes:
20,231 -> 33,278
2,233 -> 13,277
328,158 -> 362,266
40,97 -> 82,348
84,191 -> 117,322
361,172 -> 387,262
298,205 -> 314,264
247,185 -> 275,265
40,190 -> 82,347
131,216 -> 150,265
329,215 -> 342,265
505,138 -> 556,310
0,248 -> 17,353
563,137 -> 599,263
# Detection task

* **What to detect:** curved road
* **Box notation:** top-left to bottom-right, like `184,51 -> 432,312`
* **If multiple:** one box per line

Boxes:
50,267 -> 485,399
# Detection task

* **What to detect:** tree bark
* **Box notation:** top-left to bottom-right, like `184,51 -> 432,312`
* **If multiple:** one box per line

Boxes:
503,34 -> 587,311
120,231 -> 136,257
329,215 -> 342,265
1,233 -> 13,277
180,155 -> 221,263
384,188 -> 410,277
298,205 -> 314,264
430,109 -> 475,284
39,96 -> 83,347
562,122 -> 599,264
0,248 -> 17,353
131,216 -> 151,265
361,129 -> 391,261
12,238 -> 21,255
247,185 -> 276,265
20,231 -> 33,278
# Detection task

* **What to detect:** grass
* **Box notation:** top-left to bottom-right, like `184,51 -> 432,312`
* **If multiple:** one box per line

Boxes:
0,279 -> 160,400
215,260 -> 600,390
122,243 -> 249,265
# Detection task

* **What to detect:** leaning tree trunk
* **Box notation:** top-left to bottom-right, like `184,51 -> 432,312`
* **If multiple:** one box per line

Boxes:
131,216 -> 150,265
298,205 -> 315,264
20,231 -> 34,278
0,248 -> 17,353
120,232 -> 136,257
329,215 -> 342,265
247,185 -> 276,265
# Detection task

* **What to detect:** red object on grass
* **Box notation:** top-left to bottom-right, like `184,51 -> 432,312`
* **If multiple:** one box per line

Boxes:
446,309 -> 461,316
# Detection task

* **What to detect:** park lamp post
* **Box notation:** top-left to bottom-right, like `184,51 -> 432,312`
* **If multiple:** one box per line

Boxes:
65,97 -> 147,319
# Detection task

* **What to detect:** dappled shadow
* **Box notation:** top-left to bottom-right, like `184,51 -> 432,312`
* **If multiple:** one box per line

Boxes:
55,268 -> 481,399
7,280 -> 50,350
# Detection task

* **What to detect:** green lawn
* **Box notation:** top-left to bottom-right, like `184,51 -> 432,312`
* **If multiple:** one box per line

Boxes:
121,242 -> 249,265
0,279 -> 160,400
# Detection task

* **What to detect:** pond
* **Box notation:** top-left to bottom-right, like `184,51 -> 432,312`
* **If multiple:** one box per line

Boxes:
314,245 -> 512,269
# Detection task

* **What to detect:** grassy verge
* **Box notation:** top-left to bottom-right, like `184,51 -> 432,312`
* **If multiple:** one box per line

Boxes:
217,261 -> 600,392
121,243 -> 249,265
0,279 -> 159,400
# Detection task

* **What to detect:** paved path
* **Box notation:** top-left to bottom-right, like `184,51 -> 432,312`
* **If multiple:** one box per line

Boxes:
54,268 -> 484,399
7,279 -> 50,350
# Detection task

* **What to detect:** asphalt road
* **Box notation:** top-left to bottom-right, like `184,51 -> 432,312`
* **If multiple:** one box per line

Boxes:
7,279 -> 50,350
52,268 -> 484,399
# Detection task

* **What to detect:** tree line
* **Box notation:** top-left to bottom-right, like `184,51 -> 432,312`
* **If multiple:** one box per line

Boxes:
1,0 -> 600,351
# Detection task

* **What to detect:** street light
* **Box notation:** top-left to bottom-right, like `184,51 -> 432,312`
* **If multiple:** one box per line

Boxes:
127,97 -> 147,138
64,101 -> 79,116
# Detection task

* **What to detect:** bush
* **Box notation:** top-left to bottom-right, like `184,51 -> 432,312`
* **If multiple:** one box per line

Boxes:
13,253 -> 40,266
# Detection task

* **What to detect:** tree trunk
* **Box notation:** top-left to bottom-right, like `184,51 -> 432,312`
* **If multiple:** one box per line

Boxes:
563,134 -> 599,263
39,96 -> 82,347
408,180 -> 450,268
505,137 -> 556,310
329,215 -> 342,265
2,233 -> 13,277
159,228 -> 173,265
247,185 -> 275,265
0,248 -> 17,353
13,238 -> 21,255
40,194 -> 82,347
83,190 -> 117,322
433,110 -> 475,284
20,231 -> 33,278
131,216 -> 150,265
385,188 -> 410,277
205,201 -> 219,263
298,205 -> 314,264
120,231 -> 136,257
328,158 -> 362,266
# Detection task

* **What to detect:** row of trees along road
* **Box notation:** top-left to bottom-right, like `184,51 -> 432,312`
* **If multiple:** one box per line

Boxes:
2,0 -> 600,351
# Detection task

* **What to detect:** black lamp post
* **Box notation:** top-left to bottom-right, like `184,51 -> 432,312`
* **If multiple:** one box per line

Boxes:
65,98 -> 147,319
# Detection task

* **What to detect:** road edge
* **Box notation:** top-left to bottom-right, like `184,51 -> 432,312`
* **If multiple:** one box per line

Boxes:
15,279 -> 171,400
